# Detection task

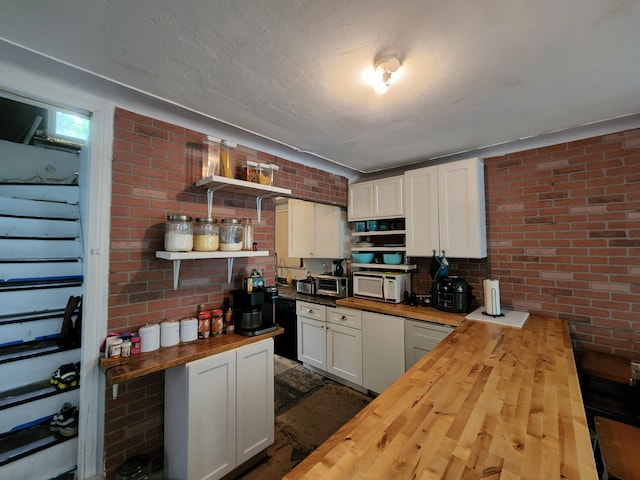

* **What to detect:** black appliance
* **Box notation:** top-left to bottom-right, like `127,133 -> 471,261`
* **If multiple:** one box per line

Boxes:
432,276 -> 473,313
230,286 -> 279,336
274,297 -> 298,361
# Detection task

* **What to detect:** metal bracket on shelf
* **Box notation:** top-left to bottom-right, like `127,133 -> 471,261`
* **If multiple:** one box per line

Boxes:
169,257 -> 234,289
206,186 -> 272,223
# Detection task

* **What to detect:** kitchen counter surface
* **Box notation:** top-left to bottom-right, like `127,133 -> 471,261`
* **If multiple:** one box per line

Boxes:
336,297 -> 465,327
99,328 -> 283,385
284,315 -> 596,480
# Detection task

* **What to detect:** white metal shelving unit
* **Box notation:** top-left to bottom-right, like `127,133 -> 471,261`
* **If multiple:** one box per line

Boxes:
350,229 -> 417,272
157,175 -> 291,289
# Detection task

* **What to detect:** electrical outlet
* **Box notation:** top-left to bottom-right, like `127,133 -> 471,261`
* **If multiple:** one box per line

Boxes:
631,362 -> 640,383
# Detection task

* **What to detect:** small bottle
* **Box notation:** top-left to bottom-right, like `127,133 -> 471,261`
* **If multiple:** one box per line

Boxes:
121,339 -> 132,358
225,308 -> 234,334
130,335 -> 141,355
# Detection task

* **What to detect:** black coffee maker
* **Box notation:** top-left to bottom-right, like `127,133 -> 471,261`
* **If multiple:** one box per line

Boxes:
230,286 -> 279,336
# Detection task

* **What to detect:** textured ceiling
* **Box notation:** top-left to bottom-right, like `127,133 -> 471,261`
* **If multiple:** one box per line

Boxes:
1,0 -> 639,173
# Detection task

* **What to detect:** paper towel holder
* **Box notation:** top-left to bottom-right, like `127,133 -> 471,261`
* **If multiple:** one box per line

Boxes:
482,278 -> 505,318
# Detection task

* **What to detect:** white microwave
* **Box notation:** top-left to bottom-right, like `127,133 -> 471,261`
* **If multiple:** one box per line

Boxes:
352,271 -> 411,304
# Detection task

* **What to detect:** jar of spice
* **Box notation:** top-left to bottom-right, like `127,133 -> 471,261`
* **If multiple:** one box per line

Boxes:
164,215 -> 193,252
130,335 -> 141,355
220,218 -> 243,251
225,308 -> 234,334
197,305 -> 211,339
193,217 -> 219,251
211,309 -> 224,336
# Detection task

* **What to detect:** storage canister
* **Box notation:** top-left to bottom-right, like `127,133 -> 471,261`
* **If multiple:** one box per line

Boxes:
242,219 -> 254,251
160,320 -> 180,347
180,317 -> 198,342
220,140 -> 237,178
220,218 -> 243,251
164,215 -> 193,252
193,217 -> 219,251
139,323 -> 160,352
202,135 -> 221,178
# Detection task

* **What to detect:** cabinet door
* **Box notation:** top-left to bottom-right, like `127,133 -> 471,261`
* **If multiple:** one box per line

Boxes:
314,203 -> 343,258
438,157 -> 487,258
404,165 -> 440,257
165,350 -> 237,480
348,182 -> 374,220
404,320 -> 454,370
297,315 -> 326,370
288,199 -> 315,258
236,339 -> 274,465
362,312 -> 405,394
326,322 -> 363,386
374,175 -> 404,219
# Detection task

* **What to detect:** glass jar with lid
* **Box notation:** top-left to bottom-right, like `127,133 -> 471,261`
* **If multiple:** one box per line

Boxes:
193,217 -> 219,251
242,219 -> 255,250
220,140 -> 237,179
219,218 -> 243,251
164,215 -> 193,252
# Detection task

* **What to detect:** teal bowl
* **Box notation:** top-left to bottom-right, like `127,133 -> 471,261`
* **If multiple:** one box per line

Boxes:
383,253 -> 403,265
352,252 -> 375,264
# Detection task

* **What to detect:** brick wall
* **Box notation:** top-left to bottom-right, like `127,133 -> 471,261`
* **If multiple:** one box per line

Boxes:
105,108 -> 348,475
413,128 -> 640,361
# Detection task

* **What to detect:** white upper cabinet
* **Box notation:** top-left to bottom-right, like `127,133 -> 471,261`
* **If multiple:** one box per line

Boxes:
405,157 -> 487,258
288,199 -> 348,259
348,175 -> 404,221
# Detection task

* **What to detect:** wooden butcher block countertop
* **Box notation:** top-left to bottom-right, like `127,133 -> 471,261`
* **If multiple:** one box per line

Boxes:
336,297 -> 466,327
284,315 -> 597,480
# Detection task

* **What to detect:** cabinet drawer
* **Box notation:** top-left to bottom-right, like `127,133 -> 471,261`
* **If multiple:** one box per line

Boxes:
404,319 -> 454,341
327,307 -> 362,329
296,301 -> 326,321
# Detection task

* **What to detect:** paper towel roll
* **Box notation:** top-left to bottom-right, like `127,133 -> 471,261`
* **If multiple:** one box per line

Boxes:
484,279 -> 501,316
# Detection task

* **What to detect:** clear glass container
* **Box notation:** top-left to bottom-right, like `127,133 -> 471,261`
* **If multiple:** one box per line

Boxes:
193,217 -> 219,251
242,219 -> 255,250
164,215 -> 193,252
220,140 -> 237,178
240,160 -> 259,183
202,135 -> 221,178
219,218 -> 243,251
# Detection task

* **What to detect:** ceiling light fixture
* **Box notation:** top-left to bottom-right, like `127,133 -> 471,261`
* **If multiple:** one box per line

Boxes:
362,55 -> 402,94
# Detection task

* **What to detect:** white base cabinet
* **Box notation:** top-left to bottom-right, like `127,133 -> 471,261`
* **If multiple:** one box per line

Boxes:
297,302 -> 363,387
326,307 -> 363,386
362,312 -> 405,394
165,339 -> 274,480
404,320 -> 454,370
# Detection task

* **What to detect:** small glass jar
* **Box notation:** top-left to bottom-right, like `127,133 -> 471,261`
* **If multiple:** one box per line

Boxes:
220,218 -> 243,251
193,217 -> 219,251
165,215 -> 193,252
242,219 -> 255,250
220,140 -> 237,178
198,310 -> 211,339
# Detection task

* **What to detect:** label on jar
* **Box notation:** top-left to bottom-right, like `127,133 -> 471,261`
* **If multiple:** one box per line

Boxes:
198,312 -> 211,339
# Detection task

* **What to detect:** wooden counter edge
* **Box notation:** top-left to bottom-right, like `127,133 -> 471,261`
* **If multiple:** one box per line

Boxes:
99,327 -> 283,385
335,297 -> 465,327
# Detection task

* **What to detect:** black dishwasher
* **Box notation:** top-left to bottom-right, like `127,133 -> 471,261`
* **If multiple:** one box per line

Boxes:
274,297 -> 298,361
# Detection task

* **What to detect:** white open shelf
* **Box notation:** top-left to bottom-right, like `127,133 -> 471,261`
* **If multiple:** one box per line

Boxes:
156,250 -> 269,289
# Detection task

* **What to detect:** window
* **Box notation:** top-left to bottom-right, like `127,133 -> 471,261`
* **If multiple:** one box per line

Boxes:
49,110 -> 90,143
